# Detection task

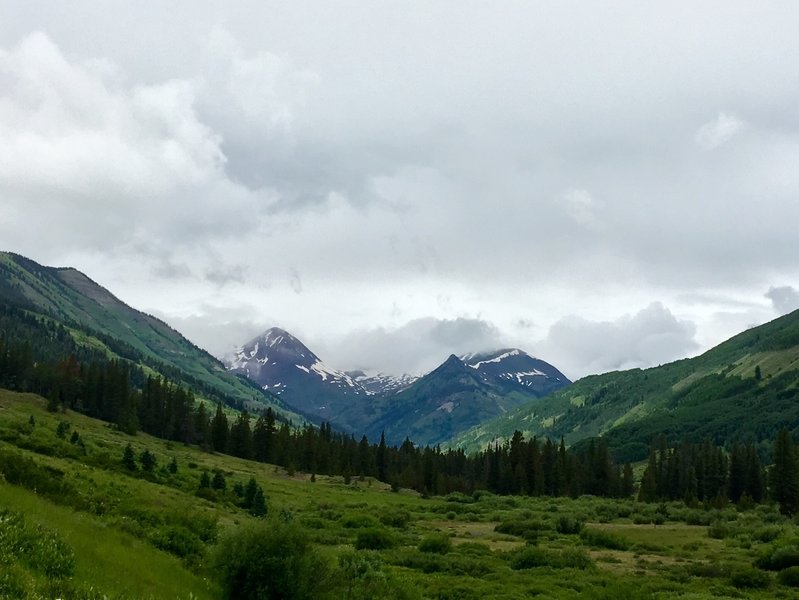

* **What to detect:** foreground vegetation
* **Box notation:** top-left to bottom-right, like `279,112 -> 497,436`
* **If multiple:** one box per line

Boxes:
3,390 -> 799,598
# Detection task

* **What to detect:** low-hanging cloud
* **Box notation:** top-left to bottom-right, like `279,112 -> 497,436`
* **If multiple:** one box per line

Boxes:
535,303 -> 699,380
765,286 -> 799,316
319,317 -> 506,376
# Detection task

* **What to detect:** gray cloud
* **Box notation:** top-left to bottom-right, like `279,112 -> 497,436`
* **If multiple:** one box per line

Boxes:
1,4 -> 798,379
535,303 -> 699,380
765,286 -> 799,316
319,317 -> 506,376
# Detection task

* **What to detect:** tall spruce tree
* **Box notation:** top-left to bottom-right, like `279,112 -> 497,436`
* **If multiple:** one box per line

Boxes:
211,403 -> 229,453
773,429 -> 799,515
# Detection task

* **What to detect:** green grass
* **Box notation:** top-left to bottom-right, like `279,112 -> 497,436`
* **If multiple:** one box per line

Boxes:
2,388 -> 798,599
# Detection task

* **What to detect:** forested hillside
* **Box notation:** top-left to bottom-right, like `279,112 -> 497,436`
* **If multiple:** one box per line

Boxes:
452,309 -> 799,461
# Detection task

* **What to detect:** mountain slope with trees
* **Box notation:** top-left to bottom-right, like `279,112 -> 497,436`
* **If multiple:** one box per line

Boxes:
0,251 -> 298,420
452,309 -> 799,461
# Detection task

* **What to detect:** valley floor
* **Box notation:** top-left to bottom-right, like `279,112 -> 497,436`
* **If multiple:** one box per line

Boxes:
1,389 -> 798,599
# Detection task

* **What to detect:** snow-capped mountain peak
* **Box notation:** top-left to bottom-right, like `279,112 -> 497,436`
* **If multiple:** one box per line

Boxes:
460,348 -> 571,392
345,369 -> 419,395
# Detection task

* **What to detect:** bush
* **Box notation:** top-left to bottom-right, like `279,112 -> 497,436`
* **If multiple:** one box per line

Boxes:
556,516 -> 584,535
777,566 -> 799,587
342,514 -> 379,529
0,510 -> 75,579
756,544 -> 799,571
380,510 -> 411,529
213,519 -> 334,599
355,528 -> 395,550
151,525 -> 204,560
708,520 -> 734,539
579,527 -> 629,551
418,534 -> 452,555
336,551 -> 420,600
509,546 -> 593,570
730,567 -> 770,589
495,519 -> 550,542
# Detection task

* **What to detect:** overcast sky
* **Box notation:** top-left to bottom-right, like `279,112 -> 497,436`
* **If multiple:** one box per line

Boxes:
2,1 -> 799,379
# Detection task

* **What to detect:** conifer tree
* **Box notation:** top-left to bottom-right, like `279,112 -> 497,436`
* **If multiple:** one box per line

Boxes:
211,403 -> 229,453
773,429 -> 799,515
122,443 -> 137,471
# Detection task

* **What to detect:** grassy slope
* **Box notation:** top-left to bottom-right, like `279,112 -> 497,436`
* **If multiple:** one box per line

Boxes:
451,309 -> 799,456
0,252 -> 300,420
2,388 -> 798,599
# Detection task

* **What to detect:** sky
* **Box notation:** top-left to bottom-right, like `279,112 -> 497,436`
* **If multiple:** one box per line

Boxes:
1,1 -> 799,379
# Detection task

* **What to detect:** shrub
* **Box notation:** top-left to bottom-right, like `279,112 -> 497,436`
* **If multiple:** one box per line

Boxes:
418,534 -> 452,555
342,514 -> 379,529
509,546 -> 592,570
151,525 -> 204,560
379,510 -> 410,529
777,566 -> 799,587
707,520 -> 733,539
756,544 -> 799,571
730,567 -> 770,589
579,527 -> 629,551
495,519 -> 550,542
336,551 -> 420,600
556,516 -> 584,535
213,519 -> 333,599
355,528 -> 395,550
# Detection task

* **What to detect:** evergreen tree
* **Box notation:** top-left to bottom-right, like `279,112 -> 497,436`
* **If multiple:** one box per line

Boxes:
168,456 -> 178,474
199,471 -> 211,489
211,403 -> 229,453
212,470 -> 227,491
140,449 -> 156,472
250,487 -> 268,517
122,443 -> 137,471
773,429 -> 799,515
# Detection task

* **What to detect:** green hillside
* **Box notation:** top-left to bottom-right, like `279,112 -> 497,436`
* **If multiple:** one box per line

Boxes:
451,310 -> 799,460
0,252 -> 299,420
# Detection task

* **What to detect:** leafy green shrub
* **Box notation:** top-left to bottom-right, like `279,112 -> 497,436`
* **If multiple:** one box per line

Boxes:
379,510 -> 410,529
444,492 -> 475,504
509,546 -> 593,570
730,567 -> 770,589
336,551 -> 420,600
418,534 -> 452,555
355,528 -> 395,550
707,520 -> 734,539
494,519 -> 550,542
556,516 -> 583,535
754,526 -> 783,543
777,566 -> 799,587
151,525 -> 204,560
579,527 -> 629,551
213,518 -> 334,599
756,544 -> 799,571
342,514 -> 379,529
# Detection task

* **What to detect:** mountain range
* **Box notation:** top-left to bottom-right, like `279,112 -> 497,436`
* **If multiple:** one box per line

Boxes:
226,326 -> 570,446
4,250 -> 799,461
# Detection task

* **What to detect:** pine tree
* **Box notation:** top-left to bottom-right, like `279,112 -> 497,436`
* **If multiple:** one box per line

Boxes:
199,471 -> 211,489
211,403 -> 229,453
122,443 -> 137,471
212,470 -> 227,491
773,429 -> 799,515
140,449 -> 156,472
168,456 -> 178,474
377,431 -> 388,482
250,487 -> 267,517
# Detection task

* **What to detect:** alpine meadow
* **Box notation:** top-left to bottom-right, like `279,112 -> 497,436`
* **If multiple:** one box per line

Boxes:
3,3 -> 799,599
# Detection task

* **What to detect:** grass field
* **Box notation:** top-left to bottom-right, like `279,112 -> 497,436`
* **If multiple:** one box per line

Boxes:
2,388 -> 799,599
